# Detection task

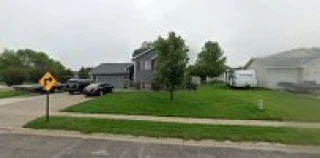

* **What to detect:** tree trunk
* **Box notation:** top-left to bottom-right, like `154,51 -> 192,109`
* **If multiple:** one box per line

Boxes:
170,87 -> 174,101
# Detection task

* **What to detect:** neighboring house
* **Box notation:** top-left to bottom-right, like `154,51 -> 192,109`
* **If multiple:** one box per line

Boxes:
245,48 -> 320,89
132,48 -> 157,89
91,63 -> 133,88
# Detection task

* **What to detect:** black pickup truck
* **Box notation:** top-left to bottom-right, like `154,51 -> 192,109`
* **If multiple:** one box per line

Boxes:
65,79 -> 93,94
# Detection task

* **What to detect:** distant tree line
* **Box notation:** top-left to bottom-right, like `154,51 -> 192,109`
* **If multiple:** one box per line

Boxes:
78,67 -> 93,79
0,49 -> 73,86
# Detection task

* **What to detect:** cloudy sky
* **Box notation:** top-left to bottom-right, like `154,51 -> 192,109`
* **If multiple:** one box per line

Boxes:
1,0 -> 320,70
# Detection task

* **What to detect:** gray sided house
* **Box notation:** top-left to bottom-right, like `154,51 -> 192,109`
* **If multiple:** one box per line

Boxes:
245,48 -> 320,89
91,63 -> 133,88
132,48 -> 157,89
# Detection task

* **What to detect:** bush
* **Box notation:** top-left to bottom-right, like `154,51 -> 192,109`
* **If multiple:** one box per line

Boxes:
1,67 -> 27,86
151,82 -> 163,91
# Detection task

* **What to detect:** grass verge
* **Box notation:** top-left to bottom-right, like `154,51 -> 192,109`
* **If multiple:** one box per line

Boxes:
0,90 -> 26,99
24,116 -> 320,145
62,84 -> 320,122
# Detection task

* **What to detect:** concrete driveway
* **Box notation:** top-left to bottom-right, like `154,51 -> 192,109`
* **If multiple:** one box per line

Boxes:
0,93 -> 90,128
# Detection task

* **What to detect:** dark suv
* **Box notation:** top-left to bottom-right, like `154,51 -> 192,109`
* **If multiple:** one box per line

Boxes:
65,79 -> 93,94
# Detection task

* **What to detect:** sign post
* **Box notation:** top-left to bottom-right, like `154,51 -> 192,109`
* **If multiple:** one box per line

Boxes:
38,72 -> 57,122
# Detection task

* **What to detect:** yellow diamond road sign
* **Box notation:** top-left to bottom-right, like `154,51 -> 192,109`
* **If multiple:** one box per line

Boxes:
38,72 -> 57,91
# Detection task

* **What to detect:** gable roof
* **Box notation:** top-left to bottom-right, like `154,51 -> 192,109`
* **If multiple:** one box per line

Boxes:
91,63 -> 132,75
245,48 -> 320,68
267,48 -> 320,58
132,48 -> 155,60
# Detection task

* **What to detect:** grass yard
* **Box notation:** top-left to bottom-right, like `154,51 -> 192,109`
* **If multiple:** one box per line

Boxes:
0,90 -> 26,99
63,84 -> 320,122
25,116 -> 320,145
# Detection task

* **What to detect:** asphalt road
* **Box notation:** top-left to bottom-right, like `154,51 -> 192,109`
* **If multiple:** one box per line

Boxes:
0,133 -> 318,158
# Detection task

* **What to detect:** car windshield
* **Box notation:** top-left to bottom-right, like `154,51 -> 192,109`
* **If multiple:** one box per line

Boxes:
87,84 -> 100,88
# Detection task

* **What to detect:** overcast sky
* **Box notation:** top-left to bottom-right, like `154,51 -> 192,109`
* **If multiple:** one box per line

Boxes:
1,0 -> 320,70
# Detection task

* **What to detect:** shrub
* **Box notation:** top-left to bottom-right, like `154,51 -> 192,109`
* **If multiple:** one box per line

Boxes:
1,67 -> 27,86
151,82 -> 163,91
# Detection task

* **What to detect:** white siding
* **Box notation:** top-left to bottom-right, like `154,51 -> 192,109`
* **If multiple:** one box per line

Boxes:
247,60 -> 268,87
303,59 -> 320,84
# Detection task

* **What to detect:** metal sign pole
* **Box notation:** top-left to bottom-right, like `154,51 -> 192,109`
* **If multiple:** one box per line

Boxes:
39,72 -> 56,122
46,91 -> 50,122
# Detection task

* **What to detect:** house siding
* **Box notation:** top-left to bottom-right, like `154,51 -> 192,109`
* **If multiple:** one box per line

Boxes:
247,60 -> 268,87
134,49 -> 157,86
93,73 -> 129,88
303,58 -> 320,84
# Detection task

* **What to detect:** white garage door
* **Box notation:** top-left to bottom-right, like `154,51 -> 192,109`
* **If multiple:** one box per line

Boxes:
267,69 -> 299,89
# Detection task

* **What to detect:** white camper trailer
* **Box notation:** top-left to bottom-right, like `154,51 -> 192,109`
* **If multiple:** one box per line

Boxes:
226,69 -> 257,88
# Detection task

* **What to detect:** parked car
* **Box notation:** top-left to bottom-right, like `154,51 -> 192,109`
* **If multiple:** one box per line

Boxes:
65,79 -> 93,94
83,83 -> 114,96
226,69 -> 257,88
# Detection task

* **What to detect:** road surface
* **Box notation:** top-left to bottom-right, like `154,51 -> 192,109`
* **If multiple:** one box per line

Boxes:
0,132 -> 318,158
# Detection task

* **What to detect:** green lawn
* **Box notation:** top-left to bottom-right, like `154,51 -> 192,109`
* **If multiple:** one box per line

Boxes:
25,116 -> 320,145
0,90 -> 26,99
63,84 -> 320,122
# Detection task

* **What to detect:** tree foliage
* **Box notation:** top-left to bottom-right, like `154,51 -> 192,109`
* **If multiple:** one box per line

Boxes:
78,67 -> 92,79
1,67 -> 27,86
154,32 -> 189,101
191,41 -> 226,82
0,49 -> 73,85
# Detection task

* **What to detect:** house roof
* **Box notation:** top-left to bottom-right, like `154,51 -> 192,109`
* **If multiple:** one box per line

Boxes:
91,63 -> 132,75
132,48 -> 155,60
245,48 -> 320,68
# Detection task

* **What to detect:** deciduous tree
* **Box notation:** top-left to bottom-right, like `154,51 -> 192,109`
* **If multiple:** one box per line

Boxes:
193,41 -> 226,82
154,32 -> 189,101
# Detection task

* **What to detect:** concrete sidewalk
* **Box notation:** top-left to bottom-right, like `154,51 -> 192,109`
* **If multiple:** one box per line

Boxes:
53,112 -> 320,129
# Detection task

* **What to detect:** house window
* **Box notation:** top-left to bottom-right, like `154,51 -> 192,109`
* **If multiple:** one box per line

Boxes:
145,60 -> 151,70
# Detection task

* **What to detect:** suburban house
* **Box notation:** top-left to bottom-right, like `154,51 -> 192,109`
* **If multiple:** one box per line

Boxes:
132,48 -> 157,89
90,63 -> 133,88
245,48 -> 320,89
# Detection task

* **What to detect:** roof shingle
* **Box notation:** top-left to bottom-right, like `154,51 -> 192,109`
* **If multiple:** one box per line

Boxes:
91,63 -> 132,75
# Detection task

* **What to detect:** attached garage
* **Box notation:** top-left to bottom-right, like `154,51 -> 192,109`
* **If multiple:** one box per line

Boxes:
245,48 -> 320,89
91,63 -> 133,88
